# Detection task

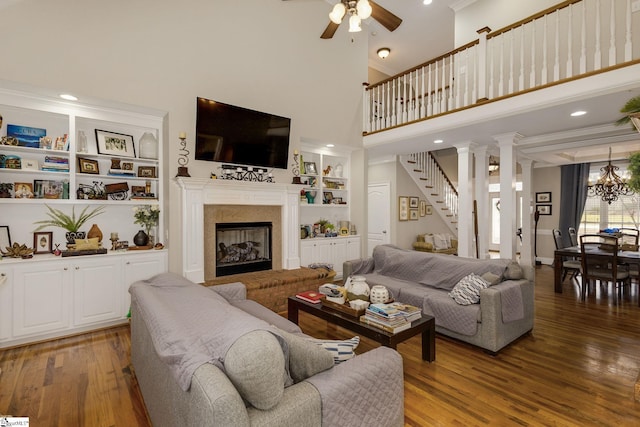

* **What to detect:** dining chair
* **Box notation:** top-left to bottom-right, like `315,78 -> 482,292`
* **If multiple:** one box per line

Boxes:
618,228 -> 639,295
579,234 -> 631,302
553,229 -> 581,283
568,227 -> 578,247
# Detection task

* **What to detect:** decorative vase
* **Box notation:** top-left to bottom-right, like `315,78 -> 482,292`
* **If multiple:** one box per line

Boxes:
370,285 -> 391,304
133,229 -> 149,247
139,132 -> 158,160
344,275 -> 370,301
87,223 -> 103,242
335,163 -> 343,177
65,231 -> 86,245
77,130 -> 88,153
305,190 -> 316,204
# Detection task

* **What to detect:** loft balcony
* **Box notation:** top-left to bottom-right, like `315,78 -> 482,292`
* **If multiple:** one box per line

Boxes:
363,0 -> 640,163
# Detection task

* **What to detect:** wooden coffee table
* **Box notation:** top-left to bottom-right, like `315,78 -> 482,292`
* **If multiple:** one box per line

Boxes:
287,296 -> 435,362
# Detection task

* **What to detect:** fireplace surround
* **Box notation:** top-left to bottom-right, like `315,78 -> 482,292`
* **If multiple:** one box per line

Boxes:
177,178 -> 301,283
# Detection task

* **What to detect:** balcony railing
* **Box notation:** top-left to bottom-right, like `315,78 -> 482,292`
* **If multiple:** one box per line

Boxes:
363,0 -> 640,134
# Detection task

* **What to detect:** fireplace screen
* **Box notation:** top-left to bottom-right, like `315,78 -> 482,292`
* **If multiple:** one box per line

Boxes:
215,222 -> 272,277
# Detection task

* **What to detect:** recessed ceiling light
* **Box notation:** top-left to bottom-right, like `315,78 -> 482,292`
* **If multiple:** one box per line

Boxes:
571,110 -> 587,117
434,139 -> 443,144
423,0 -> 433,4
60,94 -> 78,101
326,144 -> 335,148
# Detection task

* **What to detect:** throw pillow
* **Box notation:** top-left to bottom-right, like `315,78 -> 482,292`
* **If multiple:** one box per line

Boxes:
433,233 -> 449,250
423,233 -> 435,246
481,271 -> 502,286
504,261 -> 524,280
449,273 -> 490,305
307,336 -> 360,364
278,330 -> 334,383
224,330 -> 285,410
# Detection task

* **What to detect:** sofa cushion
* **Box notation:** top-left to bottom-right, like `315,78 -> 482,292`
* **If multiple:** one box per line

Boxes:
423,233 -> 435,246
307,336 -> 360,364
449,274 -> 490,305
481,271 -> 502,285
433,234 -> 449,250
278,330 -> 334,382
225,330 -> 286,410
504,261 -> 524,280
230,299 -> 302,334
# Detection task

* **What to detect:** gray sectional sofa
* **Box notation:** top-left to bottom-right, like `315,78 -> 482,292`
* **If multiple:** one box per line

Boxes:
129,272 -> 404,427
343,245 -> 534,353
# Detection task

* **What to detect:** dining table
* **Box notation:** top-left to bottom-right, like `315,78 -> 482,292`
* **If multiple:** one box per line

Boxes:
553,246 -> 640,292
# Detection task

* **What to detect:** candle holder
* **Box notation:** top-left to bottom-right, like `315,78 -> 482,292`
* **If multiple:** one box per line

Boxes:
291,152 -> 302,184
176,135 -> 191,177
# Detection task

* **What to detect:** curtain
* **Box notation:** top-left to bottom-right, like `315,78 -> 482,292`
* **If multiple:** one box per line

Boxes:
559,163 -> 590,247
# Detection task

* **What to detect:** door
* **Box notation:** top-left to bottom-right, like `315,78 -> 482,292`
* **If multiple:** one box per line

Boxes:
368,183 -> 391,256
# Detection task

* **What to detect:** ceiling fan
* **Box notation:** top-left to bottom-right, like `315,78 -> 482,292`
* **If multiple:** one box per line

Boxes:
284,0 -> 402,39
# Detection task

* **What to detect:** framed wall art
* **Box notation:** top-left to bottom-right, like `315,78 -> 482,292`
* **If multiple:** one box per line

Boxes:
410,209 -> 419,220
535,192 -> 552,203
95,129 -> 136,158
78,157 -> 100,174
420,200 -> 427,217
536,204 -> 552,215
426,204 -> 433,215
303,162 -> 317,175
409,196 -> 419,208
399,196 -> 409,221
138,166 -> 157,178
0,225 -> 11,249
33,231 -> 53,254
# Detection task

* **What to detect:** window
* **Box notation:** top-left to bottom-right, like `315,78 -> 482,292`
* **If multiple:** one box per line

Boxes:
579,165 -> 639,234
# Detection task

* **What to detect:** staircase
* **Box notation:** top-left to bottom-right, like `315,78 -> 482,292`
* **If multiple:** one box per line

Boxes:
400,152 -> 458,235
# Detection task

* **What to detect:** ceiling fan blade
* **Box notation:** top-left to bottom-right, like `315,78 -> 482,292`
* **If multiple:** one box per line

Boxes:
320,21 -> 340,39
370,0 -> 402,32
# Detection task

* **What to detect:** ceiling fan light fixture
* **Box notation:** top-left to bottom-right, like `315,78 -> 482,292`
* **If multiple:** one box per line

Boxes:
348,14 -> 362,32
356,0 -> 372,20
377,47 -> 390,59
329,3 -> 346,24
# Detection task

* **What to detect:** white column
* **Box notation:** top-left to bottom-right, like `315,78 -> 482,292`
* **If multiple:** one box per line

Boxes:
519,158 -> 535,278
454,142 -> 475,258
493,132 -> 523,259
472,145 -> 490,259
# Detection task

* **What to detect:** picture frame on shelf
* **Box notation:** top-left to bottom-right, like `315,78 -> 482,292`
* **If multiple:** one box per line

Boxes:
323,191 -> 333,203
138,166 -> 157,178
7,124 -> 46,148
21,159 -> 39,171
122,161 -> 134,171
95,129 -> 136,158
409,197 -> 419,208
34,180 -> 64,199
303,162 -> 317,175
399,196 -> 409,221
535,192 -> 552,203
426,205 -> 433,215
332,197 -> 343,204
33,231 -> 53,254
0,225 -> 11,249
410,209 -> 419,220
420,200 -> 427,217
14,182 -> 34,198
78,157 -> 100,174
536,204 -> 552,215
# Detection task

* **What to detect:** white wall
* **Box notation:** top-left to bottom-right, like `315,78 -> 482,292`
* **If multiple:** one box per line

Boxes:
0,0 -> 368,274
455,0 -> 559,46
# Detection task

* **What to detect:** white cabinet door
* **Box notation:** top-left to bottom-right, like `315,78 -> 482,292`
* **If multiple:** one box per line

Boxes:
123,251 -> 168,315
300,240 -> 315,267
346,236 -> 361,262
13,261 -> 71,337
0,267 -> 12,341
331,240 -> 347,277
73,257 -> 122,326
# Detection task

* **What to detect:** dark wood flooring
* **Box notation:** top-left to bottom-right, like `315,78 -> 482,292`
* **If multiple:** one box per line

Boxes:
1,265 -> 639,426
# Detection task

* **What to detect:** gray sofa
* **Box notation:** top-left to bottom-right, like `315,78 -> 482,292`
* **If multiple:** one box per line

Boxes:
343,245 -> 534,353
130,272 -> 404,427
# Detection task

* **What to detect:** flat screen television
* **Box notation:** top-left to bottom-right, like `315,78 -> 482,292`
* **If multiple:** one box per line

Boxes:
195,97 -> 291,169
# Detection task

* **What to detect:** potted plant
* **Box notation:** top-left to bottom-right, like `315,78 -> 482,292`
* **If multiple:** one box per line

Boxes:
0,183 -> 13,198
615,95 -> 640,128
34,204 -> 105,243
628,152 -> 640,192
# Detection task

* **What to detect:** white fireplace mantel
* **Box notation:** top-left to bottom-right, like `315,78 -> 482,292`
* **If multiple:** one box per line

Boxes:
176,177 -> 301,282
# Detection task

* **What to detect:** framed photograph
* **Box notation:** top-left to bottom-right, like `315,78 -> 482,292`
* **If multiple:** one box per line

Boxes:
0,226 -> 11,249
131,185 -> 146,195
138,166 -> 157,178
7,124 -> 46,148
426,204 -> 433,215
535,192 -> 552,203
95,129 -> 136,158
409,196 -> 419,208
21,158 -> 39,170
399,196 -> 409,221
34,180 -> 64,199
33,231 -> 53,254
536,204 -> 552,215
78,157 -> 100,174
14,182 -> 34,198
410,209 -> 419,220
332,197 -> 343,204
323,191 -> 333,203
303,162 -> 317,175
420,200 -> 427,217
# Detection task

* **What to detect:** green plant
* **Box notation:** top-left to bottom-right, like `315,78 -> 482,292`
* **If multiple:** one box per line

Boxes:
132,205 -> 160,234
33,204 -> 105,232
628,152 -> 640,192
615,95 -> 640,126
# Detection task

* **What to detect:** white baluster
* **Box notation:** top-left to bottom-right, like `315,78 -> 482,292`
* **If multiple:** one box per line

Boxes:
420,66 -> 426,118
580,1 -> 587,73
465,48 -> 471,106
381,83 -> 387,129
441,59 -> 447,112
448,56 -> 454,109
508,30 -> 515,94
489,40 -> 495,98
391,78 -> 397,127
530,21 -> 536,87
402,74 -> 408,124
553,11 -> 560,81
541,15 -> 548,85
498,35 -> 505,97
625,0 -> 632,61
608,0 -> 616,66
427,63 -> 433,117
519,26 -> 525,90
594,0 -> 602,70
566,4 -> 573,78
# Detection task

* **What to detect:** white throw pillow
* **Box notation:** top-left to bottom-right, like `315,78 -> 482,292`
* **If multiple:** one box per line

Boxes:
449,273 -> 490,305
423,233 -> 435,246
433,233 -> 449,250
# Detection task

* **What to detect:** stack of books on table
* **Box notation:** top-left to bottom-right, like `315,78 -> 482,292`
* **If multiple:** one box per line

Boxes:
295,290 -> 324,304
42,156 -> 69,172
359,302 -> 422,333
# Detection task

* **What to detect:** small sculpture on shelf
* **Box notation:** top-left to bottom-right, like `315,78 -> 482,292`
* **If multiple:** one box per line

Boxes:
291,149 -> 302,184
176,132 -> 191,177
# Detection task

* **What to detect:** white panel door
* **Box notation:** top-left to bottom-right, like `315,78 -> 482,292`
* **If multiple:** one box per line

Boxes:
368,183 -> 391,256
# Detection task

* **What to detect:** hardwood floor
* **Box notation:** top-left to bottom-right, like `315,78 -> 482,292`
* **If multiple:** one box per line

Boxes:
1,265 -> 639,426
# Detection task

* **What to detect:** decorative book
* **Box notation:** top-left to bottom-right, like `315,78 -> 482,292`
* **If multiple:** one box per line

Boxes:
295,290 -> 324,304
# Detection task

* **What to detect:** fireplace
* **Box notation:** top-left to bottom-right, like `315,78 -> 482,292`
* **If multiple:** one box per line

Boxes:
216,222 -> 272,276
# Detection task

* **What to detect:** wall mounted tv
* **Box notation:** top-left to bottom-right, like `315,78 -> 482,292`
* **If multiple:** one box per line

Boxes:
195,97 -> 291,169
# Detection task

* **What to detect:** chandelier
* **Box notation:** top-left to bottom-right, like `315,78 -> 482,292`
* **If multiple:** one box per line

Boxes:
587,148 -> 634,204
329,0 -> 372,33
488,156 -> 500,174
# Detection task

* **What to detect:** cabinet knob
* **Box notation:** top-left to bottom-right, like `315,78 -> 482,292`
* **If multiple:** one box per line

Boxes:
126,262 -> 131,265
75,266 -> 80,270
64,267 -> 68,271
1,273 -> 5,277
